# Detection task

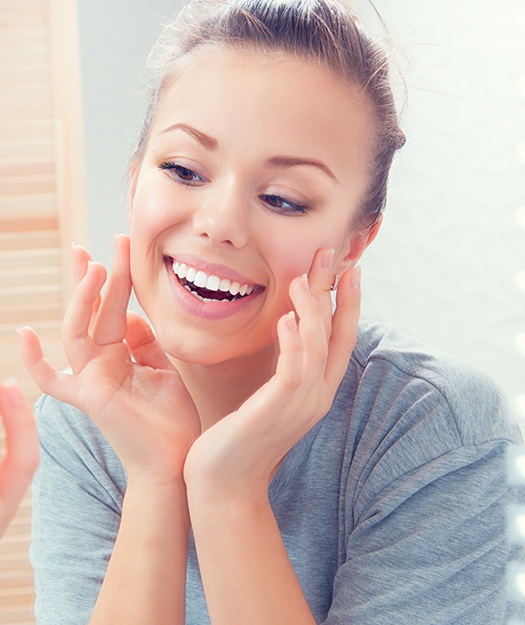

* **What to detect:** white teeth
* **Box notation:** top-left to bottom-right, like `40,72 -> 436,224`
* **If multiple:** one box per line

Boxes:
186,266 -> 197,283
194,270 -> 208,288
206,275 -> 221,291
219,278 -> 231,292
229,281 -> 240,296
172,259 -> 256,299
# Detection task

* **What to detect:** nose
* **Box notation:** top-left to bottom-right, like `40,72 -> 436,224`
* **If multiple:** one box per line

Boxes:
192,179 -> 249,248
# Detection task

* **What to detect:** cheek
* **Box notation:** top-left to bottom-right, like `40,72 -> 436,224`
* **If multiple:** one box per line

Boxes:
264,236 -> 318,290
130,186 -> 173,234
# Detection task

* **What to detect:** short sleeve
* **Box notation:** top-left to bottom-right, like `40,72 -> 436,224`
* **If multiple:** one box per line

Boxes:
321,344 -> 525,625
326,441 -> 519,624
31,395 -> 126,625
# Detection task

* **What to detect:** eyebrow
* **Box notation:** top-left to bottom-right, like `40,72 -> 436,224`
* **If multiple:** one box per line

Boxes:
159,123 -> 340,184
159,123 -> 218,151
267,156 -> 340,185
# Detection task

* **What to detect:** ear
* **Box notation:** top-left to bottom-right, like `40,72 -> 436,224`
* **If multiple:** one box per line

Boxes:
336,214 -> 383,273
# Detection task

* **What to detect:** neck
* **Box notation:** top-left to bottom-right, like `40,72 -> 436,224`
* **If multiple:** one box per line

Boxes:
173,345 -> 279,431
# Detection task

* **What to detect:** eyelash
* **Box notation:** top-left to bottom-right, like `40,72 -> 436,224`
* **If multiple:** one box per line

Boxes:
259,194 -> 310,215
158,162 -> 310,215
158,161 -> 207,186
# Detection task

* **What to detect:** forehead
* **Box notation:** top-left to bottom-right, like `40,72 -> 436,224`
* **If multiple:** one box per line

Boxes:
149,46 -> 374,185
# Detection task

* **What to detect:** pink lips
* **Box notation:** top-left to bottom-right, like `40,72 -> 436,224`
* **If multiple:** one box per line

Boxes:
164,255 -> 264,321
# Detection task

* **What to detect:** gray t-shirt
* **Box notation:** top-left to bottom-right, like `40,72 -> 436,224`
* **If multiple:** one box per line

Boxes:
31,322 -> 524,624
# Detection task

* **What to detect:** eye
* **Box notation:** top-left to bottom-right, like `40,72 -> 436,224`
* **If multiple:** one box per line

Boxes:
260,193 -> 310,216
158,161 -> 207,186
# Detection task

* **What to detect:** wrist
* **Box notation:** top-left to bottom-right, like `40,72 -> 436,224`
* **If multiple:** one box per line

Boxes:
186,478 -> 271,520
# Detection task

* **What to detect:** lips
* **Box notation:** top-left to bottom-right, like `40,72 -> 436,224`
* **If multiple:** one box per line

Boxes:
166,256 -> 264,305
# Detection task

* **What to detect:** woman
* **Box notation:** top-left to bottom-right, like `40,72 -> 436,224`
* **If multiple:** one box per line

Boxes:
0,380 -> 39,537
20,1 -> 523,623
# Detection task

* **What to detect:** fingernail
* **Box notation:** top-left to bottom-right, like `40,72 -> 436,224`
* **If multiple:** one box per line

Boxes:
322,249 -> 335,273
351,266 -> 361,289
300,273 -> 310,292
1,378 -> 25,406
285,311 -> 298,332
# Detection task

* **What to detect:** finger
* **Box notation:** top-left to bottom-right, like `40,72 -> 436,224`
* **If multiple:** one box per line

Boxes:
0,380 -> 38,534
289,274 -> 328,378
274,311 -> 303,392
92,234 -> 132,346
125,311 -> 175,370
19,327 -> 80,405
72,245 -> 101,328
307,248 -> 334,339
61,261 -> 107,371
0,380 -> 38,482
72,244 -> 92,282
324,266 -> 361,393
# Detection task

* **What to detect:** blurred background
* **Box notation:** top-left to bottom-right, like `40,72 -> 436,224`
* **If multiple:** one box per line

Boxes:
0,0 -> 524,622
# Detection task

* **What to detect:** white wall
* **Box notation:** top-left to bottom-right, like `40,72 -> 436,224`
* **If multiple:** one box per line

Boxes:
77,0 -> 184,261
77,1 -> 525,420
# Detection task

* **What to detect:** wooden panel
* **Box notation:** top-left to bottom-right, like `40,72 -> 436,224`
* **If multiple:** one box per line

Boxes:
0,1 -> 87,622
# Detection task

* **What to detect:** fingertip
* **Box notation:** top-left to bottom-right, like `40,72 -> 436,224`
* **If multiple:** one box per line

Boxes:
17,325 -> 39,347
0,378 -> 27,408
72,244 -> 93,282
284,310 -> 298,333
321,248 -> 335,274
86,260 -> 108,287
113,233 -> 131,274
17,326 -> 45,367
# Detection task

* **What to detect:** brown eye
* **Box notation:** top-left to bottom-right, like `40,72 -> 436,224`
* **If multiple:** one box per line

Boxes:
260,193 -> 309,215
158,162 -> 207,186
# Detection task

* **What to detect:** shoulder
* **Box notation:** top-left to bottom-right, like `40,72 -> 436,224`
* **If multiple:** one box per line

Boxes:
341,320 -> 522,448
34,393 -> 125,491
323,322 -> 523,529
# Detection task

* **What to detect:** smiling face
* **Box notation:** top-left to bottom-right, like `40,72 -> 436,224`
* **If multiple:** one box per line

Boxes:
129,45 -> 377,366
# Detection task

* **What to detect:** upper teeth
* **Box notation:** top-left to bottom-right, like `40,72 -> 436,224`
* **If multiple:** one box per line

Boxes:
172,261 -> 254,297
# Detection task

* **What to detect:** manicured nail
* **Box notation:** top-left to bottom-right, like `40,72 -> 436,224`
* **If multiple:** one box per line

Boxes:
1,378 -> 25,406
351,266 -> 361,289
300,273 -> 310,292
285,311 -> 298,332
322,249 -> 335,274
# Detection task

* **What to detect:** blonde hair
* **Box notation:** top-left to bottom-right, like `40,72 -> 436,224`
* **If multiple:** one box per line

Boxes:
133,0 -> 405,231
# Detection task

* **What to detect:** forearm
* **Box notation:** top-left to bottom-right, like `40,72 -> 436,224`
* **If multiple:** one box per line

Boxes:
188,490 -> 317,625
90,478 -> 190,625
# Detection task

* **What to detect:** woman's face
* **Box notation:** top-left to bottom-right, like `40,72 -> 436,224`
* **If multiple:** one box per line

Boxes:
129,46 -> 376,366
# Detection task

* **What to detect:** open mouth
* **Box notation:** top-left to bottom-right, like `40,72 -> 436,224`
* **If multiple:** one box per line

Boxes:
168,258 -> 263,303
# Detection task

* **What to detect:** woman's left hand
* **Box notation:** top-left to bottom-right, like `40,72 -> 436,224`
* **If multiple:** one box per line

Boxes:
184,249 -> 361,503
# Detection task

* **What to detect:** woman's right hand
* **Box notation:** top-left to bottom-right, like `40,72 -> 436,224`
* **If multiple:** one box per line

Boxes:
0,380 -> 39,537
19,235 -> 200,487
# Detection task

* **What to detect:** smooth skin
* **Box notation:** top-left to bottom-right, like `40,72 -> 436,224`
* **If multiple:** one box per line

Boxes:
20,46 -> 380,625
0,380 -> 39,537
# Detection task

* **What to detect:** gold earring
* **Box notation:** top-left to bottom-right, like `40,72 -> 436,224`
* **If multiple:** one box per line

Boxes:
330,274 -> 340,291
